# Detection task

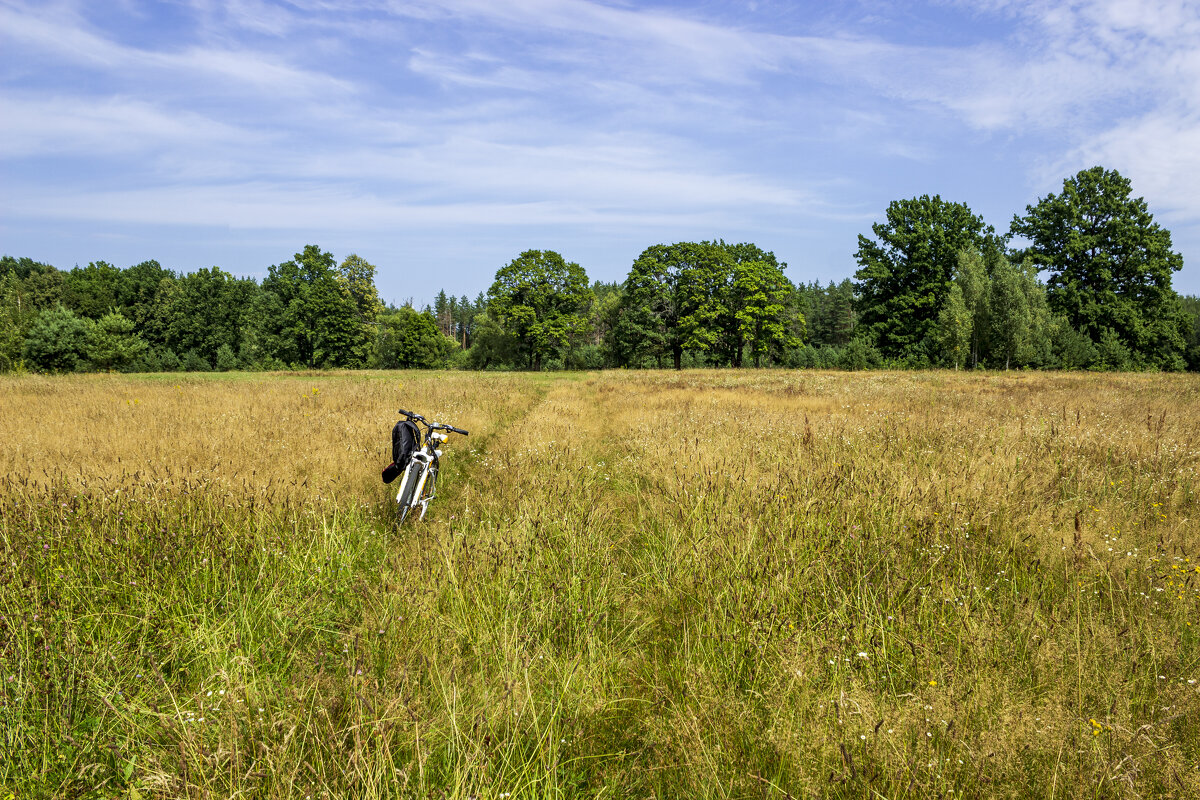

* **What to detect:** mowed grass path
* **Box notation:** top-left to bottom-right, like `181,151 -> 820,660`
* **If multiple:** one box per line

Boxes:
1,370 -> 1198,798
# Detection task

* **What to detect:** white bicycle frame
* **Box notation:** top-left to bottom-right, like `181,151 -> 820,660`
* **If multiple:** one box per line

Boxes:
396,432 -> 445,521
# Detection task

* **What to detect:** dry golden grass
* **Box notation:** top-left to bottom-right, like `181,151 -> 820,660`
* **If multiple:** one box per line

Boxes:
1,369 -> 1198,798
0,371 -> 541,504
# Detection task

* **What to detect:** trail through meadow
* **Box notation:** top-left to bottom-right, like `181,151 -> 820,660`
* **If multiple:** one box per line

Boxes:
1,370 -> 1198,798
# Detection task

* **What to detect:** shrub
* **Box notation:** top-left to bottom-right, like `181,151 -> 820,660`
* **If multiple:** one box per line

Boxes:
181,349 -> 213,372
22,305 -> 89,373
215,344 -> 240,372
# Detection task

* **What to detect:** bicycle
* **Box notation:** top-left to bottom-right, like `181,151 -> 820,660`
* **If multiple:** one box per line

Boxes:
393,408 -> 469,523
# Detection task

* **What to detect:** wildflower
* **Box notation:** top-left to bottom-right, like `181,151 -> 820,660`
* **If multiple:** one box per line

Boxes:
928,680 -> 937,687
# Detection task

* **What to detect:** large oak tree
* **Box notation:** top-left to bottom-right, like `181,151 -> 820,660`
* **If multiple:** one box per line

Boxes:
854,196 -> 997,362
1010,166 -> 1189,369
487,250 -> 592,370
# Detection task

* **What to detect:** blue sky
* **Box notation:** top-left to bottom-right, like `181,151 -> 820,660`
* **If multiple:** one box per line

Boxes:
3,0 -> 1199,306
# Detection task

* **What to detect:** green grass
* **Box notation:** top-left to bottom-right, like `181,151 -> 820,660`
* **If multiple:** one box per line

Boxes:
1,369 -> 1199,798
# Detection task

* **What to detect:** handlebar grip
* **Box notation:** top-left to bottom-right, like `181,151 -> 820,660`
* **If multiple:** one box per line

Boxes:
398,408 -> 413,417
451,426 -> 469,436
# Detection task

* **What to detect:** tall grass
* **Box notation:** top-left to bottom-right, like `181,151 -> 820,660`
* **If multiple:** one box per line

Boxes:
1,370 -> 1197,798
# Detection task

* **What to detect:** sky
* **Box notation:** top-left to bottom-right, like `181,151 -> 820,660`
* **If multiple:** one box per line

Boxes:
3,0 -> 1200,307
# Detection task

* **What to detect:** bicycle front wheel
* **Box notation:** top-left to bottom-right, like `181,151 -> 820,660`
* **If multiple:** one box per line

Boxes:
417,467 -> 438,521
396,464 -> 421,523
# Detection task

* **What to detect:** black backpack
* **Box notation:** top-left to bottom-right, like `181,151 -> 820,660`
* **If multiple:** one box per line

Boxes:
393,418 -> 420,464
382,419 -> 421,483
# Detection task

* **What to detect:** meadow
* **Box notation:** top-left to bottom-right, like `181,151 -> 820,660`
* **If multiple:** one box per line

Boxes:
1,369 -> 1198,799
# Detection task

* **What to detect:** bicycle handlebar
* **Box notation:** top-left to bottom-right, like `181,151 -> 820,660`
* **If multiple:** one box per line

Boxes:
399,409 -> 467,436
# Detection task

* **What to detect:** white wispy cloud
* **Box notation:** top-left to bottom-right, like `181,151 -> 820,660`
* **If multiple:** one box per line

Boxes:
0,93 -> 257,158
9,181 -> 773,230
2,0 -> 1198,291
1051,111 -> 1200,222
0,1 -> 354,97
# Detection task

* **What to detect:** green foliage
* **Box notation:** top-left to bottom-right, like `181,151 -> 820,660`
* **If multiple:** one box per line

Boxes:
238,290 -> 288,368
64,261 -> 121,319
568,344 -> 606,370
24,263 -> 67,311
1,255 -> 54,280
719,243 -> 798,367
118,260 -> 174,326
798,279 -> 857,348
140,346 -> 183,373
263,245 -> 366,369
606,278 -> 667,368
339,254 -> 384,362
837,337 -> 884,370
466,311 -> 517,370
0,271 -> 28,371
215,343 -> 240,372
165,267 -> 256,366
589,282 -> 622,365
487,250 -> 592,370
22,305 -> 89,373
374,306 -> 458,369
1011,166 -> 1190,369
1094,326 -> 1133,371
1,189 -> 1191,376
338,254 -> 384,324
987,258 -> 1037,369
430,290 -> 486,351
181,349 -> 212,372
612,242 -> 732,369
1182,295 -> 1200,371
855,196 -> 997,360
933,282 -> 972,369
954,248 -> 992,367
1051,318 -> 1098,370
85,311 -> 148,372
138,276 -> 179,348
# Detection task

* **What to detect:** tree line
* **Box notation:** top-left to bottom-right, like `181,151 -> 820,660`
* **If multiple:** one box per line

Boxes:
2,166 -> 1198,373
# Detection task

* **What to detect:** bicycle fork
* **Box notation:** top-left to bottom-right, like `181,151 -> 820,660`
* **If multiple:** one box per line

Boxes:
415,467 -> 437,520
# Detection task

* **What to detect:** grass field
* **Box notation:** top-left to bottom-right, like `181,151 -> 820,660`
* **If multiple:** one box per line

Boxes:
2,369 -> 1199,799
